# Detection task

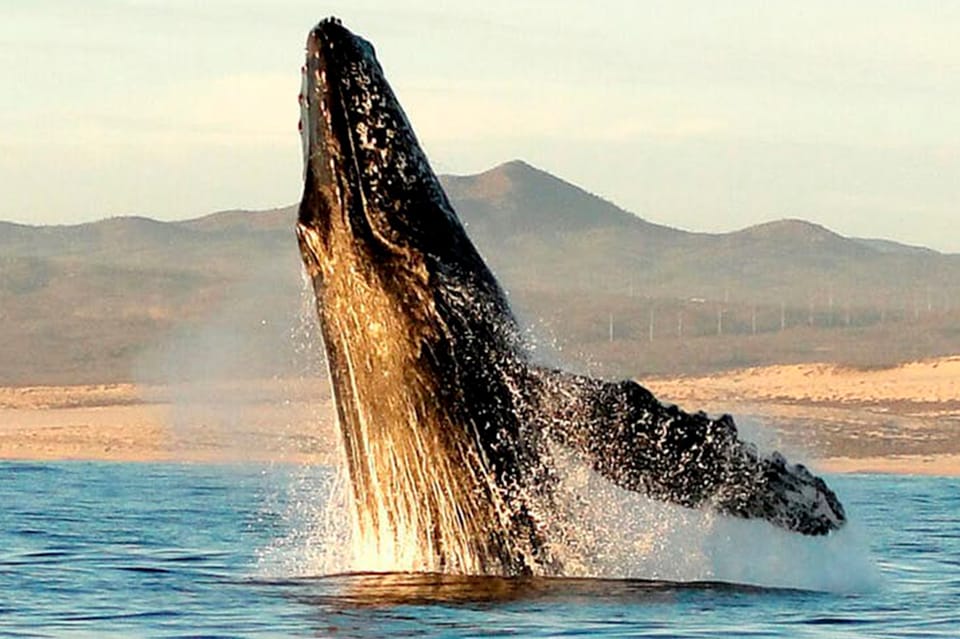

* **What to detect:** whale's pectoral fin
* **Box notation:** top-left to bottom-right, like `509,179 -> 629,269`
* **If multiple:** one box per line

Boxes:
528,367 -> 846,535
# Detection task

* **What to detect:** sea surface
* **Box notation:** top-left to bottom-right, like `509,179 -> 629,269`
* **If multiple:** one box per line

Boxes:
1,461 -> 958,638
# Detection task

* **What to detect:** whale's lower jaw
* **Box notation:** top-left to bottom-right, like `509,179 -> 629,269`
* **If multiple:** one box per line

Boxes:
315,319 -> 541,575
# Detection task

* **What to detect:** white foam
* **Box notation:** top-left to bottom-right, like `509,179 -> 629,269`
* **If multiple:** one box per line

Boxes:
260,450 -> 880,594
542,446 -> 881,593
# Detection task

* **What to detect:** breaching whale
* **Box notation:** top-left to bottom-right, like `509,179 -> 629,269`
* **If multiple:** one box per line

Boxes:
296,17 -> 846,576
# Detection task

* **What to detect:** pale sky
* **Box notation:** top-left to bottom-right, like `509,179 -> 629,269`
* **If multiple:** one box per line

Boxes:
2,1 -> 958,252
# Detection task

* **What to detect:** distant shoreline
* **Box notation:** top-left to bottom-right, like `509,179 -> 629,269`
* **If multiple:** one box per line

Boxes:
3,356 -> 959,476
2,448 -> 958,477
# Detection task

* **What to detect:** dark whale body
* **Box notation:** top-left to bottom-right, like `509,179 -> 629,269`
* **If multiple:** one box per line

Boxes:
296,18 -> 845,576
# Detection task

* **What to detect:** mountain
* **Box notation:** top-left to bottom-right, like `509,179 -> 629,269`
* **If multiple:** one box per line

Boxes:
852,237 -> 937,256
2,160 -> 959,384
179,206 -> 297,233
725,219 -> 855,248
441,160 -> 679,239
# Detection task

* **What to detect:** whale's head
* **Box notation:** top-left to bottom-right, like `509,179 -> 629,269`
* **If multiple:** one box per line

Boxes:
296,18 -> 481,291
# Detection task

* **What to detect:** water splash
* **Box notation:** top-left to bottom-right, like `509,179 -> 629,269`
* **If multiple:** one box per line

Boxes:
542,444 -> 880,592
261,443 -> 878,593
259,278 -> 878,592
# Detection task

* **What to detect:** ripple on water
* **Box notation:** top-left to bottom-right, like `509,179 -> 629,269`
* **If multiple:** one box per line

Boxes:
0,464 -> 957,638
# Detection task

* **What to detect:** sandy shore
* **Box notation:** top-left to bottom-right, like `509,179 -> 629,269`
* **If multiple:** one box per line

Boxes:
817,454 -> 960,476
0,380 -> 337,465
643,356 -> 960,476
2,356 -> 959,475
645,356 -> 960,407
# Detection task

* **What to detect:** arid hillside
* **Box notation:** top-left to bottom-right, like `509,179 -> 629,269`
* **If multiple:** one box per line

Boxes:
3,160 -> 959,385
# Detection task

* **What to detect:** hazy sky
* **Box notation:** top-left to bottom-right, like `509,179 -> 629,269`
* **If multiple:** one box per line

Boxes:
2,1 -> 958,251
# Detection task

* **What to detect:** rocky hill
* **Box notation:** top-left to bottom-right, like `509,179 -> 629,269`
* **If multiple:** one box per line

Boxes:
2,161 -> 959,384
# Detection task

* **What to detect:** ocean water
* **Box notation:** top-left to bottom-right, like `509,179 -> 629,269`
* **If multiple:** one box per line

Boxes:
2,461 -> 957,638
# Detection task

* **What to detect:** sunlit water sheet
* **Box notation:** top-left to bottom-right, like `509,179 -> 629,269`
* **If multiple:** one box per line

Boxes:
2,462 -> 957,638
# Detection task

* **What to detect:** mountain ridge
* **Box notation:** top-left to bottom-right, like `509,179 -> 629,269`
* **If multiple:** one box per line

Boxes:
1,162 -> 948,258
2,160 -> 959,385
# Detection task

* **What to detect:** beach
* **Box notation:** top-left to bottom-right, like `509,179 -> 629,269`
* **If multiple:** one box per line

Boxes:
3,357 -> 959,475
0,380 -> 337,465
645,356 -> 960,476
